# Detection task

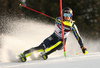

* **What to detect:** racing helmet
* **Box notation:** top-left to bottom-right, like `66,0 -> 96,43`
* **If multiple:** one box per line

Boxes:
63,7 -> 73,17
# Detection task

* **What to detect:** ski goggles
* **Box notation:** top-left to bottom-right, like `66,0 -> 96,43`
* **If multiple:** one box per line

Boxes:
63,13 -> 71,17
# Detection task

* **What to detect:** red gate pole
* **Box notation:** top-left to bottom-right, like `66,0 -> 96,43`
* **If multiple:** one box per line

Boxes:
60,0 -> 66,57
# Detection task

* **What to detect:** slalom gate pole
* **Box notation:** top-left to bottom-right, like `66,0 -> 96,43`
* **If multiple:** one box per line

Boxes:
19,4 -> 63,24
60,0 -> 66,57
19,4 -> 56,20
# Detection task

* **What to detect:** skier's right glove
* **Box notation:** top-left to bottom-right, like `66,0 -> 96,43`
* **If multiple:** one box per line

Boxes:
81,46 -> 88,55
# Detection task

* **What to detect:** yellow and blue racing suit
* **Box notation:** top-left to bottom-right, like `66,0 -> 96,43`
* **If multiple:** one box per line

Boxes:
39,17 -> 83,50
23,17 -> 84,58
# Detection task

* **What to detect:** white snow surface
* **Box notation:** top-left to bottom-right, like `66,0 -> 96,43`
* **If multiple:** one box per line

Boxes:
0,18 -> 100,68
0,52 -> 100,68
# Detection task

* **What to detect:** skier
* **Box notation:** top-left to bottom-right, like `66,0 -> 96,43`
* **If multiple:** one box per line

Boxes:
19,7 -> 88,62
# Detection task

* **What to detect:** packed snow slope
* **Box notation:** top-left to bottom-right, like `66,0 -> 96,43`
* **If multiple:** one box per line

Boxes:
0,18 -> 100,68
0,52 -> 100,68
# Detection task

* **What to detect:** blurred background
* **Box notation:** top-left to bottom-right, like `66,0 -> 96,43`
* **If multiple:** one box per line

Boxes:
0,0 -> 100,47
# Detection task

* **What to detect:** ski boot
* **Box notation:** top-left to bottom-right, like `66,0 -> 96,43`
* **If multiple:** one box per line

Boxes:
19,53 -> 27,62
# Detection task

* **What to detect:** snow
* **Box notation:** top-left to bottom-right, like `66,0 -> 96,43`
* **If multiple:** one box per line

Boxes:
0,18 -> 100,68
0,52 -> 100,68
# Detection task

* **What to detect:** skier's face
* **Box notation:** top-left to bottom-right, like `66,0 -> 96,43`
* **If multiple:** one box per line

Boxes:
64,16 -> 70,20
63,13 -> 71,20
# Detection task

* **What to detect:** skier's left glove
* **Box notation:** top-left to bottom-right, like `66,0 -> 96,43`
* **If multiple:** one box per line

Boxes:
81,46 -> 88,55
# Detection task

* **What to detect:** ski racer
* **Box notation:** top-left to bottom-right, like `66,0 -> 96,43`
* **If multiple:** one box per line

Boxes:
19,7 -> 88,62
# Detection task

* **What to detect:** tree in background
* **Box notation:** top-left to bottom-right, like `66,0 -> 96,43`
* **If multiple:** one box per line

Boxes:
77,0 -> 100,37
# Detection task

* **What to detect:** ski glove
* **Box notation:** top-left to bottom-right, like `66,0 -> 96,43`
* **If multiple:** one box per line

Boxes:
81,46 -> 88,55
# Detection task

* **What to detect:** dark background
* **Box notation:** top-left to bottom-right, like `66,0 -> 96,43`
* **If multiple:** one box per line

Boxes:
0,0 -> 100,38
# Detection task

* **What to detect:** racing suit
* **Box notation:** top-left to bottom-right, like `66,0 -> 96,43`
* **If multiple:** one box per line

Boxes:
23,17 -> 84,59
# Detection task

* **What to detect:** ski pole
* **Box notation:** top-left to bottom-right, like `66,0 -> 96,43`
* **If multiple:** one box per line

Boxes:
76,52 -> 82,55
60,0 -> 66,57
